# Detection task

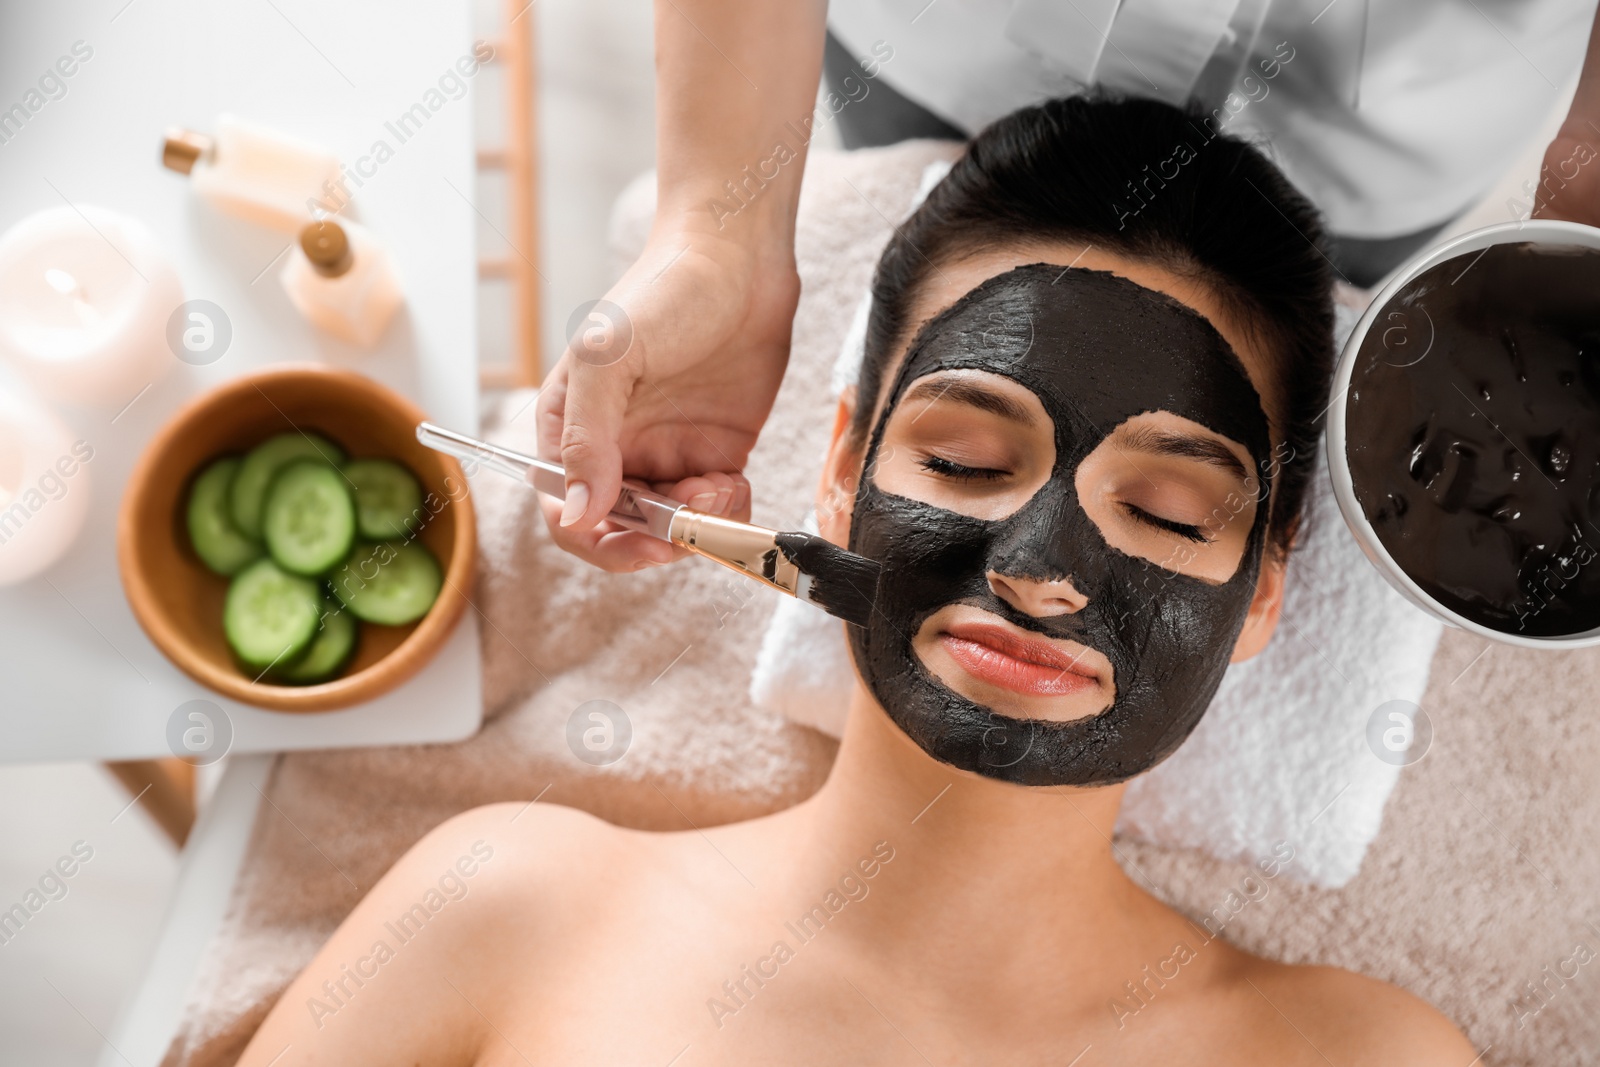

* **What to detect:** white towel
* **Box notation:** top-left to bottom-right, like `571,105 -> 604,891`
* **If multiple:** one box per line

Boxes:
749,197 -> 1445,888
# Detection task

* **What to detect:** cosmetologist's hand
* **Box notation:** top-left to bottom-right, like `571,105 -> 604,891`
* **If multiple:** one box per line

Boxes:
534,226 -> 798,570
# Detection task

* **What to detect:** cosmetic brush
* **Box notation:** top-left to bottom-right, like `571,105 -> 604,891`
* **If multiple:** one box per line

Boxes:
416,421 -> 881,627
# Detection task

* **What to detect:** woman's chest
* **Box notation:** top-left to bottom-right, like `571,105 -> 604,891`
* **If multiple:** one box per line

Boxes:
467,937 -> 1285,1067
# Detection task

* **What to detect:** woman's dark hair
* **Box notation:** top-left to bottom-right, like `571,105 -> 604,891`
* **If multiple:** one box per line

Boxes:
851,95 -> 1335,557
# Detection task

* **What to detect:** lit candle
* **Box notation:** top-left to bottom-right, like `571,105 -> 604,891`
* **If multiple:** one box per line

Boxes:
0,389 -> 92,585
0,205 -> 183,408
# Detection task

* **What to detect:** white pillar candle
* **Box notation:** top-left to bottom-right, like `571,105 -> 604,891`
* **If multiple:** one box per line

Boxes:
0,205 -> 184,408
0,390 -> 92,585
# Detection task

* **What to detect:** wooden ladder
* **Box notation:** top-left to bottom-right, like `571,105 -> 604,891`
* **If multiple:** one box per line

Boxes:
477,0 -> 543,390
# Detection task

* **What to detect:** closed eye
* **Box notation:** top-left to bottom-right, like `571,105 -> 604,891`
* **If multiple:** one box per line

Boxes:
1121,502 -> 1212,543
919,455 -> 1009,482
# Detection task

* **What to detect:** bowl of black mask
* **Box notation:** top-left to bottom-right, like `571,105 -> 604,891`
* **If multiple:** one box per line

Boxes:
1329,219 -> 1600,648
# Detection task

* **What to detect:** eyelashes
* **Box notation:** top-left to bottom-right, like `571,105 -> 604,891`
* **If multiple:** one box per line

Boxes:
918,454 -> 1008,482
1120,503 -> 1212,544
918,453 -> 1213,544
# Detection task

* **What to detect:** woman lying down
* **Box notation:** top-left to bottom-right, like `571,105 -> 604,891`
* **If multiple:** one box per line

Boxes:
240,97 -> 1473,1065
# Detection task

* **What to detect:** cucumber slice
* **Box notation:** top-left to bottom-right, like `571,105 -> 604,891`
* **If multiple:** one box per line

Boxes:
330,541 -> 442,625
186,458 -> 262,576
262,460 -> 357,576
344,459 -> 424,540
230,432 -> 346,539
224,559 -> 323,670
275,600 -> 359,684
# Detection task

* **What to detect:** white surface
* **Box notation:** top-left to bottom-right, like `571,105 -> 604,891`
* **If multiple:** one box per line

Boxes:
0,761 -> 180,1067
0,0 -> 483,763
98,756 -> 271,1067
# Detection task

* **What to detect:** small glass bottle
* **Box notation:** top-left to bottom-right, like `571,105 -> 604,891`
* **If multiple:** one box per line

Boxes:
280,219 -> 404,347
162,114 -> 342,232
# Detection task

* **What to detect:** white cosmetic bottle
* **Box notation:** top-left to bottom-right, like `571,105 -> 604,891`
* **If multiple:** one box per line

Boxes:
279,219 -> 404,347
162,114 -> 341,232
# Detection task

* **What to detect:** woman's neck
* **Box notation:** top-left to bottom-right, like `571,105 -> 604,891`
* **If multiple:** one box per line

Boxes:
775,683 -> 1181,1000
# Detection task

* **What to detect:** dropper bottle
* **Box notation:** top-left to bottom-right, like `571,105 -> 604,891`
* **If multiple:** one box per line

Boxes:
279,218 -> 404,347
162,115 -> 342,232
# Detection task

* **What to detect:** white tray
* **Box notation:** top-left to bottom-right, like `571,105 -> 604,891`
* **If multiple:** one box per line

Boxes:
0,0 -> 485,762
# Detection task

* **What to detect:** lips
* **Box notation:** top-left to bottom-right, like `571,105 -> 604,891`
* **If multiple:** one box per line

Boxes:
937,620 -> 1101,698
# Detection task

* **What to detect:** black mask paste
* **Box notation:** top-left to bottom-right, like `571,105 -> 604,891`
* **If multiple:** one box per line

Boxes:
1347,242 -> 1600,637
848,265 -> 1271,786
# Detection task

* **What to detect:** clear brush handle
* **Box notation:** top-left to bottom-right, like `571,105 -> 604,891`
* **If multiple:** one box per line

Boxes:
414,421 -> 681,539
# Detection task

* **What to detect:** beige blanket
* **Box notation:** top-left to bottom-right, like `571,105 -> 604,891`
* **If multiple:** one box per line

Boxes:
162,143 -> 1600,1066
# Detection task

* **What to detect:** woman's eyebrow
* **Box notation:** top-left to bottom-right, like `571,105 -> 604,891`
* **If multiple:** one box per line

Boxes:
1116,424 -> 1249,481
902,376 -> 1035,425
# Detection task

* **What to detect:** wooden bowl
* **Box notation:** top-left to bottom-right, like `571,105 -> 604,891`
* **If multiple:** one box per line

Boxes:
118,364 -> 477,712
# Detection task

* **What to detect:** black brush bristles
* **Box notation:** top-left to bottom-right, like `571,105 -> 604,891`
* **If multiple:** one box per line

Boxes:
774,531 -> 882,628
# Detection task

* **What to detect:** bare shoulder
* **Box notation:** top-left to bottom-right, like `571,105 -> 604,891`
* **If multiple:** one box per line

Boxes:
236,802 -> 633,1065
416,800 -> 639,912
439,799 -> 629,862
1238,955 -> 1477,1066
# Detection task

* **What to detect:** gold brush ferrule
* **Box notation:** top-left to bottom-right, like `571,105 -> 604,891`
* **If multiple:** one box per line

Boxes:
667,510 -> 802,597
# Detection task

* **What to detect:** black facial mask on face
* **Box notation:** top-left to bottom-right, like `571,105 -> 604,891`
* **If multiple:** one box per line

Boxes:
847,265 -> 1272,786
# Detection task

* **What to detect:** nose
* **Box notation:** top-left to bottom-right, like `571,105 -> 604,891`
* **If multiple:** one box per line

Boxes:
986,569 -> 1089,618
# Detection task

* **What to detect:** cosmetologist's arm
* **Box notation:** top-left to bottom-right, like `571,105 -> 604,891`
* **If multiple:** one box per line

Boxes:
535,0 -> 828,571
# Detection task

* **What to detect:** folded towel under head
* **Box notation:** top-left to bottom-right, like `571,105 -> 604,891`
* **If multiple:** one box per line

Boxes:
750,165 -> 1445,888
